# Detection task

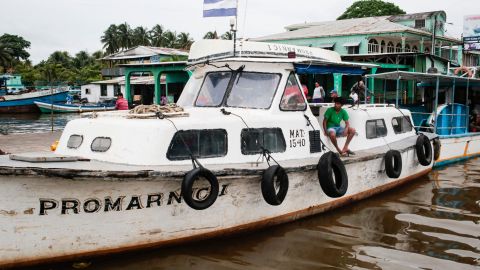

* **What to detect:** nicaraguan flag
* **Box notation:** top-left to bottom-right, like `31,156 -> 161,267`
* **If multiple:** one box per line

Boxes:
203,0 -> 237,17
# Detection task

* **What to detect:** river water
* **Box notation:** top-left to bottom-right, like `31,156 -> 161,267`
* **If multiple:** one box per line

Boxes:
0,114 -> 79,134
3,114 -> 479,269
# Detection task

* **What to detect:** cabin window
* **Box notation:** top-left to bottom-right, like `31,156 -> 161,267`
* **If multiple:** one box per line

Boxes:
392,116 -> 413,134
67,135 -> 83,149
85,88 -> 91,94
366,119 -> 387,139
227,72 -> 281,109
280,73 -> 306,111
167,129 -> 227,160
196,72 -> 232,107
241,128 -> 286,155
100,85 -> 108,97
91,137 -> 112,152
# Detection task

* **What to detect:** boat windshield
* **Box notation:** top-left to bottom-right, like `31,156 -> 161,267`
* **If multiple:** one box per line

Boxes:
195,71 -> 281,109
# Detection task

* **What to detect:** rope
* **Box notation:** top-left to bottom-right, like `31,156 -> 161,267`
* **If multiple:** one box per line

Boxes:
129,104 -> 184,115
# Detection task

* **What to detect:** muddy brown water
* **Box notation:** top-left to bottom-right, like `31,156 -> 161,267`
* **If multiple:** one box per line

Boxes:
15,159 -> 477,270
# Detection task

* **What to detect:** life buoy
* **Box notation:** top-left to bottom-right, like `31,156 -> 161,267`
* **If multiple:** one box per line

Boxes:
454,66 -> 473,78
181,167 -> 219,210
416,134 -> 433,166
261,165 -> 289,206
433,138 -> 441,161
385,150 -> 402,178
317,152 -> 348,198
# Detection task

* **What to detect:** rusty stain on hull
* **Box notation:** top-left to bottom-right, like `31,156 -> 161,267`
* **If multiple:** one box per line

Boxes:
0,168 -> 431,269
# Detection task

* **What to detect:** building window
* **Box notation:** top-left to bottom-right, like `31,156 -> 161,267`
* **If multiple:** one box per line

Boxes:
241,128 -> 286,155
347,46 -> 360,54
380,40 -> 386,53
396,43 -> 402,53
387,42 -> 395,53
114,85 -> 121,96
368,39 -> 379,53
91,137 -> 112,152
366,119 -> 387,139
85,88 -> 91,94
167,129 -> 227,160
100,85 -> 108,97
280,73 -> 306,111
405,44 -> 411,52
392,116 -> 413,134
415,19 -> 426,29
412,46 -> 418,52
67,135 -> 83,149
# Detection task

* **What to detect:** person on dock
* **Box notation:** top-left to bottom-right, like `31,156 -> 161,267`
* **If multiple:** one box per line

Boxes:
312,82 -> 325,103
323,97 -> 356,156
350,79 -> 372,103
115,93 -> 129,110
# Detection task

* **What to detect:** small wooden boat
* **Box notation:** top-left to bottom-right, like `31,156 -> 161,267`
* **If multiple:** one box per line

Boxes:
0,89 -> 69,113
34,101 -> 116,113
0,40 -> 437,268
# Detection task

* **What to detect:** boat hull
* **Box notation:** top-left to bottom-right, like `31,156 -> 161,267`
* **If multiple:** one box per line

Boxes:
0,143 -> 433,268
0,91 -> 69,113
434,133 -> 480,167
34,101 -> 116,114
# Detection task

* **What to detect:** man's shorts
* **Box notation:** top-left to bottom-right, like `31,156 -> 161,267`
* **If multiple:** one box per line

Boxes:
327,126 -> 345,136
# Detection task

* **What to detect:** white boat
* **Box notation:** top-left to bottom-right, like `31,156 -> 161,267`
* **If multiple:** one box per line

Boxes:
0,40 -> 437,268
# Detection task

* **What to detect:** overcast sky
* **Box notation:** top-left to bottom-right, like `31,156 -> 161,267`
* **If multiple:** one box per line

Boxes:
1,0 -> 479,64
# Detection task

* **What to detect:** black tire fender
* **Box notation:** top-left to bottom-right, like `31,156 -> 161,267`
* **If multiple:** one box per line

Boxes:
433,138 -> 441,161
385,150 -> 402,178
416,134 -> 433,166
261,165 -> 289,206
181,167 -> 219,210
317,152 -> 348,198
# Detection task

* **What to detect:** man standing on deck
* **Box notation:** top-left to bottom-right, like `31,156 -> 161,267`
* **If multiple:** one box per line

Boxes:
115,93 -> 129,110
323,97 -> 356,156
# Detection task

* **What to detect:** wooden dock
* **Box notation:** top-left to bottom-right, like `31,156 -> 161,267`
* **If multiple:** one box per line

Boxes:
0,131 -> 61,154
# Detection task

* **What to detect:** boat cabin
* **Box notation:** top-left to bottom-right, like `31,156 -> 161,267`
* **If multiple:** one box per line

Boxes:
55,40 -> 418,166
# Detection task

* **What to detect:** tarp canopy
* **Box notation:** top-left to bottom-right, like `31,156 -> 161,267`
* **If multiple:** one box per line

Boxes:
365,71 -> 480,84
295,64 -> 367,75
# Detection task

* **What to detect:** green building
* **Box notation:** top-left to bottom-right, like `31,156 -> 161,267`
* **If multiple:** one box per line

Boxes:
253,11 -> 479,103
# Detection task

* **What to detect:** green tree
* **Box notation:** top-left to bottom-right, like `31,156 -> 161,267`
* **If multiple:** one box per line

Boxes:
203,31 -> 218,39
0,34 -> 30,61
162,31 -> 177,48
73,51 -> 93,69
132,26 -> 150,46
0,41 -> 13,70
149,24 -> 165,47
176,32 -> 193,49
117,22 -> 132,49
221,31 -> 233,40
337,0 -> 405,20
48,51 -> 73,68
101,24 -> 120,55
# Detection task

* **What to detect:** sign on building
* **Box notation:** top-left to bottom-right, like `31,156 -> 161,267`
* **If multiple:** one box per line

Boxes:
464,15 -> 480,51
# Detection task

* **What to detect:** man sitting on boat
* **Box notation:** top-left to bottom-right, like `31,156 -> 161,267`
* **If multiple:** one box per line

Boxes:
115,93 -> 129,110
323,97 -> 356,156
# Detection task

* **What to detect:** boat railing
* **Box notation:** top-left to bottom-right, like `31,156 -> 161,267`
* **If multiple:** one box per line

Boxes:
409,109 -> 469,135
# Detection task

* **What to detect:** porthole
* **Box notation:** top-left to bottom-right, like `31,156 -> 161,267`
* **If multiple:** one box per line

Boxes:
91,137 -> 112,152
67,135 -> 83,149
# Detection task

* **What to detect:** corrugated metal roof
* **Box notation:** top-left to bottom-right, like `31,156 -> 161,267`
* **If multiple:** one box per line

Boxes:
102,46 -> 188,61
252,16 -> 460,43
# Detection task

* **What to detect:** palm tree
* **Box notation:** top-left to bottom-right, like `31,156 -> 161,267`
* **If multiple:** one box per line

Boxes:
132,26 -> 150,46
101,24 -> 119,54
48,51 -> 72,68
221,31 -> 233,40
0,41 -> 13,69
91,50 -> 104,61
117,22 -> 132,49
149,24 -> 165,47
162,31 -> 177,48
73,51 -> 92,69
176,32 -> 194,49
203,31 -> 218,39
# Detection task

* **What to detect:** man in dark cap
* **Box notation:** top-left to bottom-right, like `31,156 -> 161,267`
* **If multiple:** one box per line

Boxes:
323,97 -> 356,156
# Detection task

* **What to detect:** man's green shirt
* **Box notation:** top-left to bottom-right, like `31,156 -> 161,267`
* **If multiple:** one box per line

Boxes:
324,107 -> 349,129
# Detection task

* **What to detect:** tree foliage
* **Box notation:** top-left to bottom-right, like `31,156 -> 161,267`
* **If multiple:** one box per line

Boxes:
337,0 -> 405,20
100,23 -> 196,54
